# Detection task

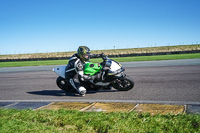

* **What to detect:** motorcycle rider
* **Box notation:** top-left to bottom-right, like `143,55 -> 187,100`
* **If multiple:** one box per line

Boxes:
65,46 -> 101,96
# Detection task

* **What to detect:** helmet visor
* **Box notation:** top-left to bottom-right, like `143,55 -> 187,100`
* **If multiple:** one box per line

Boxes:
83,52 -> 91,60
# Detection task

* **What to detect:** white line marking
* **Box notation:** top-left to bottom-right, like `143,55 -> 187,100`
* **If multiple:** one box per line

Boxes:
2,102 -> 19,108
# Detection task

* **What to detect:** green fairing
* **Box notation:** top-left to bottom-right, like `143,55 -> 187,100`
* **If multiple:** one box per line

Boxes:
84,62 -> 102,76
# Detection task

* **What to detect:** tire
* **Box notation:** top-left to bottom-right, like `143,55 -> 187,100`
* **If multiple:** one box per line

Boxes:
112,76 -> 134,91
56,76 -> 73,92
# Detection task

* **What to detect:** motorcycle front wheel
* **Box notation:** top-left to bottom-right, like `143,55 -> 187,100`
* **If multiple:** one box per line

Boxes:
112,76 -> 134,91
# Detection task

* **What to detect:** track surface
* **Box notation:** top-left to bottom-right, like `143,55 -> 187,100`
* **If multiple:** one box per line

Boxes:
0,59 -> 200,105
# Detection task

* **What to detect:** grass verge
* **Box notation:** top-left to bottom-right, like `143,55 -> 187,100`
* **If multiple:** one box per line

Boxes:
0,108 -> 199,133
0,53 -> 200,68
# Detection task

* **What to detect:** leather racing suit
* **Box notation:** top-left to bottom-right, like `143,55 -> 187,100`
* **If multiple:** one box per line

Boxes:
65,53 -> 99,95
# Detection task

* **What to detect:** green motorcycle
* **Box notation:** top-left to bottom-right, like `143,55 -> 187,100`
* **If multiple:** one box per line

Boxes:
53,54 -> 134,92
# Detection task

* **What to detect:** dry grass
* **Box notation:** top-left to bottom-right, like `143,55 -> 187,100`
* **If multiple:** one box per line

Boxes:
0,44 -> 199,60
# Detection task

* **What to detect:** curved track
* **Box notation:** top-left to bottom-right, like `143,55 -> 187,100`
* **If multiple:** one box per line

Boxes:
0,59 -> 200,105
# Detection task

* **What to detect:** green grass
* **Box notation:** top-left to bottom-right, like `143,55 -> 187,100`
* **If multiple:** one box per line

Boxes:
0,53 -> 200,68
0,108 -> 200,133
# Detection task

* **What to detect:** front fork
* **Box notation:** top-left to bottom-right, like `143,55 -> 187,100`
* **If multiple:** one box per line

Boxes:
112,72 -> 126,84
117,72 -> 126,79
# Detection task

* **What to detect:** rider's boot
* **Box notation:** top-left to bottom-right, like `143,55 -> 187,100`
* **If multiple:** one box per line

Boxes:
78,86 -> 86,96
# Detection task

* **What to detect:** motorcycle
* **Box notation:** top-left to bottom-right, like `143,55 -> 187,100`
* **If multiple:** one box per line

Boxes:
52,54 -> 134,94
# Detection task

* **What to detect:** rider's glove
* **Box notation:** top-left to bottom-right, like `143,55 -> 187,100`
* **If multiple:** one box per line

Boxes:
100,53 -> 106,60
100,53 -> 105,57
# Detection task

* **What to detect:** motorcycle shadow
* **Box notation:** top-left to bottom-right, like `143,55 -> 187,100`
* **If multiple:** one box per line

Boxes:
27,90 -> 69,97
27,89 -> 118,97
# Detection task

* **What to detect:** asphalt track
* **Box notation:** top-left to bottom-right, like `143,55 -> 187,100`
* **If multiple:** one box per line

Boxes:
0,59 -> 200,113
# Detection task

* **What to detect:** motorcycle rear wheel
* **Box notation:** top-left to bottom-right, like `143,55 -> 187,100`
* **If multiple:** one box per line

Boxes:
56,76 -> 74,92
112,76 -> 134,91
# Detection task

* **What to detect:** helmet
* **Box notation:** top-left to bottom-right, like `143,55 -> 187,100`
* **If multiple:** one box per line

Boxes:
77,46 -> 91,61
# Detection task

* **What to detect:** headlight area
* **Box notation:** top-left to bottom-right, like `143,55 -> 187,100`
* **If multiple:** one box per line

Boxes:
107,67 -> 125,76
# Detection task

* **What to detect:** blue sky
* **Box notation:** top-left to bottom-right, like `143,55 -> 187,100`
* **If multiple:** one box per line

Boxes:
0,0 -> 199,55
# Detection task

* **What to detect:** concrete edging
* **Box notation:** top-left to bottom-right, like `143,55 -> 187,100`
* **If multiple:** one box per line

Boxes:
1,102 -> 199,115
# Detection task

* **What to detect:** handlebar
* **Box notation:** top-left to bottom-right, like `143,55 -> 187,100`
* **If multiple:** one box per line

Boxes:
90,53 -> 108,61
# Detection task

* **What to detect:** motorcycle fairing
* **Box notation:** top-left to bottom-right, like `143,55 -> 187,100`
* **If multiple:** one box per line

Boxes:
52,66 -> 66,79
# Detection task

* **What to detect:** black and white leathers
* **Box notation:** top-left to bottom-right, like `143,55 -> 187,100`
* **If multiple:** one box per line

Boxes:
65,53 -> 93,93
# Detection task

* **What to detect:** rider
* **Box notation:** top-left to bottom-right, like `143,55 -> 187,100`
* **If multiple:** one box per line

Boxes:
65,46 -> 101,96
